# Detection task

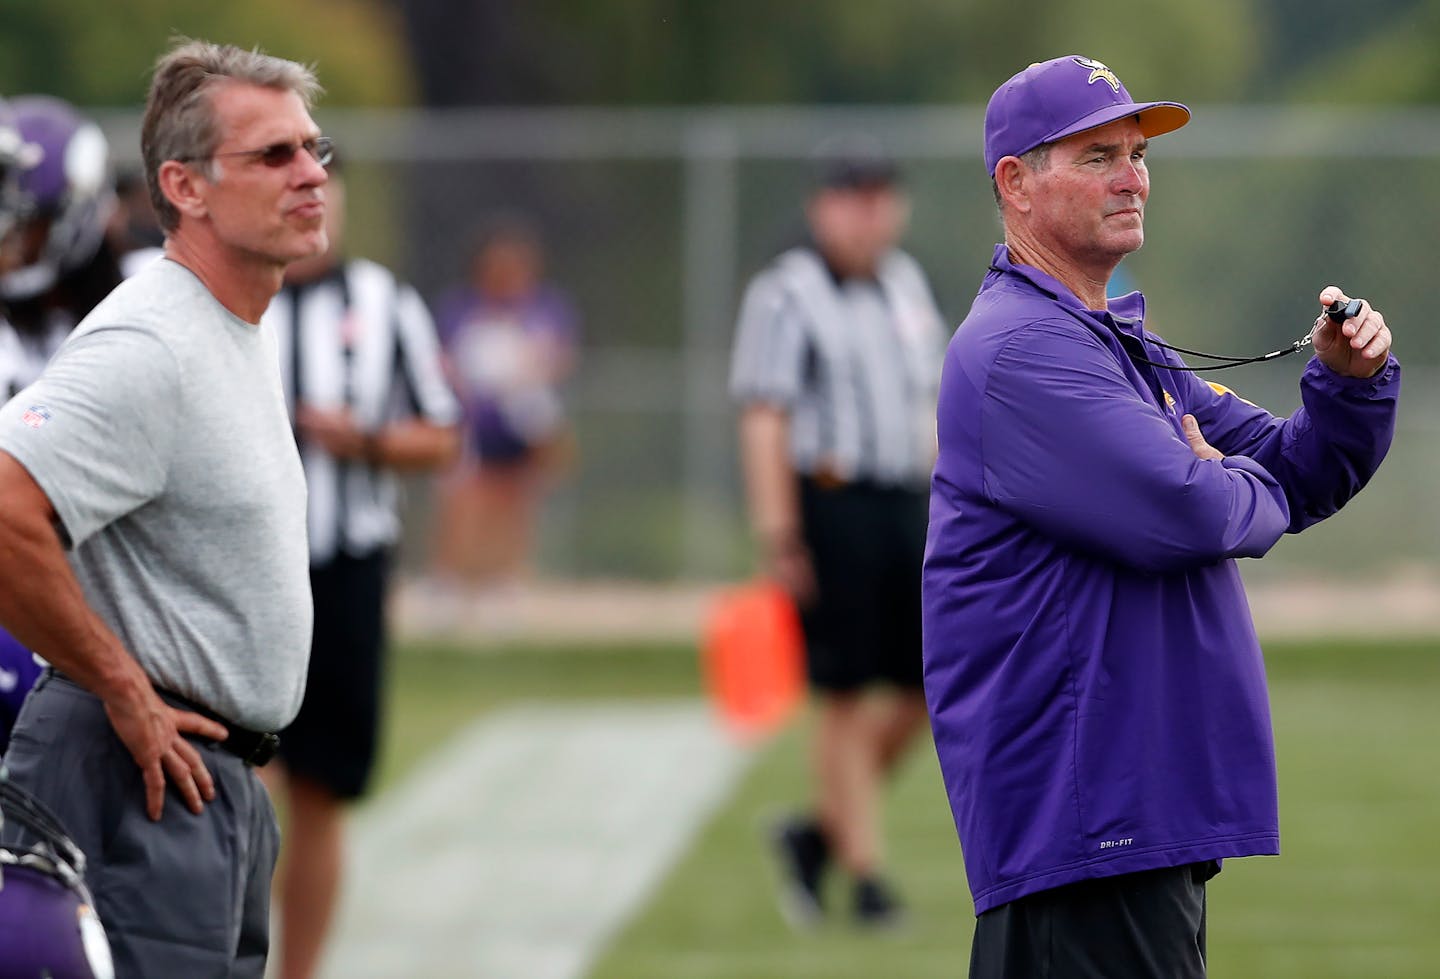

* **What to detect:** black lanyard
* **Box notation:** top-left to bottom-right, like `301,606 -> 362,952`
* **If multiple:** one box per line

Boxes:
1109,298 -> 1360,373
988,264 -> 1359,373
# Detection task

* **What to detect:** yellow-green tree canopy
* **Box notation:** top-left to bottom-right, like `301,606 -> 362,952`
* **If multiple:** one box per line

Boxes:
0,0 -> 413,106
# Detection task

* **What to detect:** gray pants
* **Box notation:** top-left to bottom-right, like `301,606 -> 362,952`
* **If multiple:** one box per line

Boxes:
3,671 -> 279,978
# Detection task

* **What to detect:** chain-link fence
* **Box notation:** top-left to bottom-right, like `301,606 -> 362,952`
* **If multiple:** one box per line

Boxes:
96,105 -> 1440,583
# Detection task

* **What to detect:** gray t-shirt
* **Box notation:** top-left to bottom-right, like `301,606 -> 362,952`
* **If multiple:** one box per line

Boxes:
0,258 -> 311,730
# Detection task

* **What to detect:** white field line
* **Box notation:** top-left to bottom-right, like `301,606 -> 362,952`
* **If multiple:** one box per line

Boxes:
317,701 -> 754,979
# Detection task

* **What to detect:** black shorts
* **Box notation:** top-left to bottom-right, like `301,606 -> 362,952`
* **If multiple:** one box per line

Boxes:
279,552 -> 389,800
969,862 -> 1220,979
798,477 -> 928,693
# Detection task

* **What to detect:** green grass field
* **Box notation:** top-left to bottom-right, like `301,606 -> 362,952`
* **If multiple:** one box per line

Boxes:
372,637 -> 1440,979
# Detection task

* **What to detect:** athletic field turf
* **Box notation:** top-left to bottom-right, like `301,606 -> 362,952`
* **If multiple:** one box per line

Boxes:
366,637 -> 1440,979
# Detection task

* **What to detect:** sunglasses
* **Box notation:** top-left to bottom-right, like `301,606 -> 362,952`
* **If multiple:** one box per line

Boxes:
183,135 -> 334,169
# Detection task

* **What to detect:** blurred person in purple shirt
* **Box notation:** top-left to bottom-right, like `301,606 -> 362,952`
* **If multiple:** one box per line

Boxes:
923,55 -> 1399,977
430,215 -> 579,605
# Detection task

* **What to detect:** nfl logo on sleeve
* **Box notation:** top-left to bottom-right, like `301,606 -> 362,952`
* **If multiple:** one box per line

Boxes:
20,405 -> 51,429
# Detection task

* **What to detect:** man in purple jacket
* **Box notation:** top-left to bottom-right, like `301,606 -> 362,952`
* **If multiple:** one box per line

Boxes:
923,55 -> 1400,978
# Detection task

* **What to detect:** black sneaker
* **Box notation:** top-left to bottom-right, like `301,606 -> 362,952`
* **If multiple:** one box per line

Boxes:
853,875 -> 905,929
769,816 -> 830,928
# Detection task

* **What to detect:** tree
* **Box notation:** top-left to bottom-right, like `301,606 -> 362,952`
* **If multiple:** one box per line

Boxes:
0,0 -> 412,106
398,0 -> 1262,106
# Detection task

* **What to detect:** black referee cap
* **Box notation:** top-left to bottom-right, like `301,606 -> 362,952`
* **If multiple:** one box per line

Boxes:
812,134 -> 901,190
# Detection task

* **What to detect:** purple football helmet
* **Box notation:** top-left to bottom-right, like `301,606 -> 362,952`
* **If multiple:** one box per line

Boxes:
0,776 -> 114,979
0,95 -> 114,301
0,98 -> 40,255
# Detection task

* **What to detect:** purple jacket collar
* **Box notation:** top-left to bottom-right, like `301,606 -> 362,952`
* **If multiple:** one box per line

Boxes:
985,243 -> 1147,326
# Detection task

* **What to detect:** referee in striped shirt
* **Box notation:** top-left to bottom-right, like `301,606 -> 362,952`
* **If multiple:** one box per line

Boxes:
730,137 -> 946,929
259,157 -> 461,979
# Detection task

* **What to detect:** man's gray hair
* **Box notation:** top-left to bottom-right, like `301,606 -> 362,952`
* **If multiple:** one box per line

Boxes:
141,37 -> 322,232
991,144 -> 1052,210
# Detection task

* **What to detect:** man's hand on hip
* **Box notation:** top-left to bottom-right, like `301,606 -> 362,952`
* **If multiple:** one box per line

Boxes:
103,683 -> 228,821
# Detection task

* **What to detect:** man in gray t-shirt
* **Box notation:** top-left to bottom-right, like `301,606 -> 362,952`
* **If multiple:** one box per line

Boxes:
0,40 -> 330,977
0,257 -> 311,730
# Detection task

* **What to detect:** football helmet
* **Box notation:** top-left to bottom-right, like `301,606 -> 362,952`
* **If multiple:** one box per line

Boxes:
0,98 -> 41,262
0,95 -> 114,301
0,775 -> 114,979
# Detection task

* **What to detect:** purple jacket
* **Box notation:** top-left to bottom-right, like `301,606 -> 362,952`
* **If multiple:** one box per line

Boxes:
923,245 -> 1399,915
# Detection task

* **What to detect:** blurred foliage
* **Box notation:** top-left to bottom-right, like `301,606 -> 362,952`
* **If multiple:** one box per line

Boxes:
1284,1 -> 1440,102
404,0 -> 1262,105
2,0 -> 1438,108
0,0 -> 413,106
399,0 -> 1432,106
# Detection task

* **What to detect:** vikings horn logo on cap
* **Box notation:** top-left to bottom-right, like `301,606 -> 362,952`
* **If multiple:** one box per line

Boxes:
1074,57 -> 1121,93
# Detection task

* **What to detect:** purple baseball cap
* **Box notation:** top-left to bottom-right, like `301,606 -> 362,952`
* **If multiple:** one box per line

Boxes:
984,56 -> 1190,175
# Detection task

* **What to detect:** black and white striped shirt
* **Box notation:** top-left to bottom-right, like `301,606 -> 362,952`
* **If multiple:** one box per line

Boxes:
729,245 -> 946,488
262,258 -> 460,565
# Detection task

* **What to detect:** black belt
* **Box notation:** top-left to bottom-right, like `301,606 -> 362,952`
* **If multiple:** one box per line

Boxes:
155,687 -> 281,768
